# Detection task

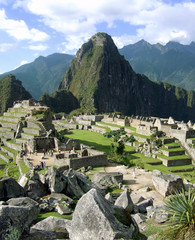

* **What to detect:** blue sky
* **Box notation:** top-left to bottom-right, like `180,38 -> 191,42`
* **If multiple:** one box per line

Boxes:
0,0 -> 195,73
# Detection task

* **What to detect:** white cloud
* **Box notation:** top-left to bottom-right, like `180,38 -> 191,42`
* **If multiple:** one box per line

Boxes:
14,0 -> 195,50
0,8 -> 50,42
0,43 -> 13,52
14,60 -> 28,69
29,44 -> 48,51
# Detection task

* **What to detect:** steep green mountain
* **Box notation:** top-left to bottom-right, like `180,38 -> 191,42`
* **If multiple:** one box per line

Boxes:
39,90 -> 79,113
119,40 -> 195,91
0,74 -> 32,115
59,32 -> 195,122
0,53 -> 74,99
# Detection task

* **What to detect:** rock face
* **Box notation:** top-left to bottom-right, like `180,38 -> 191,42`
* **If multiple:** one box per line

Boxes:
114,189 -> 134,214
0,176 -> 25,200
0,74 -> 32,115
0,198 -> 39,240
92,172 -> 123,189
152,170 -> 184,197
64,169 -> 99,198
58,32 -> 195,122
44,166 -> 67,193
69,188 -> 138,240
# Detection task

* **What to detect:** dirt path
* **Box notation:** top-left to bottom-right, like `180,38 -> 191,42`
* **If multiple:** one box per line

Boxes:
105,165 -> 164,206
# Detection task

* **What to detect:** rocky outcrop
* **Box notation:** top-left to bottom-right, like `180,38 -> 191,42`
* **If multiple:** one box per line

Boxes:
0,197 -> 39,240
114,189 -> 134,214
0,176 -> 26,201
44,166 -> 67,193
69,188 -> 138,240
92,172 -> 123,189
152,170 -> 184,197
64,169 -> 100,198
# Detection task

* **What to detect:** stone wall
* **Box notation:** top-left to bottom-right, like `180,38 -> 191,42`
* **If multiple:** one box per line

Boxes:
69,154 -> 108,169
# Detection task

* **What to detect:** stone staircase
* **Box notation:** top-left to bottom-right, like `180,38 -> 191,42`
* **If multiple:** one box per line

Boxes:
0,107 -> 46,163
157,138 -> 192,167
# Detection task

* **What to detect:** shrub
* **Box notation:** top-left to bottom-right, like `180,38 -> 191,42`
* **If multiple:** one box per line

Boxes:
164,188 -> 195,240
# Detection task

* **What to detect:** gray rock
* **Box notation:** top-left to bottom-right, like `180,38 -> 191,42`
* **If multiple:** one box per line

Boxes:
55,203 -> 72,215
44,166 -> 67,193
0,203 -> 38,239
114,189 -> 134,214
183,178 -> 195,191
152,170 -> 184,197
132,213 -> 147,224
91,172 -> 123,188
137,198 -> 153,213
146,205 -> 169,223
7,197 -> 40,228
39,202 -> 54,212
48,192 -> 75,208
64,169 -> 99,198
0,176 -> 25,201
23,230 -> 57,239
31,216 -> 71,233
105,192 -> 114,204
70,188 -> 138,240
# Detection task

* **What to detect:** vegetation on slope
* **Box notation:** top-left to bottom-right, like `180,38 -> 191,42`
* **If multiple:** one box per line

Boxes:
0,74 -> 32,115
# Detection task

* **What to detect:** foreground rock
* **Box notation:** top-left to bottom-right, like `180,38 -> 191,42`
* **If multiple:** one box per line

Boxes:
0,197 -> 39,239
64,169 -> 100,198
70,188 -> 138,240
0,176 -> 26,200
152,170 -> 184,197
114,189 -> 134,214
91,172 -> 123,189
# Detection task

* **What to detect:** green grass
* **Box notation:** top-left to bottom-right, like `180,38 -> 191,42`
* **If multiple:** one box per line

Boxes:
7,139 -> 21,146
165,142 -> 180,147
131,132 -> 148,139
19,160 -> 30,174
93,124 -> 110,131
65,130 -> 114,154
37,212 -> 72,222
97,121 -> 121,128
0,158 -> 7,164
160,147 -> 184,152
1,146 -> 18,159
125,125 -> 136,131
157,154 -> 190,160
7,164 -> 20,180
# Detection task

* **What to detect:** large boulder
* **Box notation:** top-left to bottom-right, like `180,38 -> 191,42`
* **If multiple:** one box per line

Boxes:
152,170 -> 184,197
31,216 -> 71,233
114,189 -> 134,214
0,201 -> 39,239
44,166 -> 67,193
7,197 -> 40,228
136,198 -> 153,213
30,216 -> 70,239
0,176 -> 25,201
91,172 -> 123,189
64,169 -> 100,198
69,188 -> 138,240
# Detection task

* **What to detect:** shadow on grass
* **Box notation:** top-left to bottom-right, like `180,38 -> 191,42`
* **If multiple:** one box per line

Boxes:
77,139 -> 111,154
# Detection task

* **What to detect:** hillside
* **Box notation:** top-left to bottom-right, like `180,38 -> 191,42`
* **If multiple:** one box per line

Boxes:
119,40 -> 195,91
39,90 -> 80,113
59,32 -> 195,122
0,53 -> 74,99
0,74 -> 32,115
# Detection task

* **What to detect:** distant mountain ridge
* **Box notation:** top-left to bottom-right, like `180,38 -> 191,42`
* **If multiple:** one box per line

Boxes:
119,40 -> 195,91
0,53 -> 74,99
58,32 -> 195,122
0,74 -> 32,115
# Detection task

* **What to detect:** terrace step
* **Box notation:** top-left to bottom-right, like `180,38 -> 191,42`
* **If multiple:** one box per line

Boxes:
1,146 -> 17,159
0,127 -> 12,132
0,121 -> 18,130
0,150 -> 13,163
23,127 -> 40,135
4,112 -> 28,118
186,138 -> 195,145
0,116 -> 21,123
7,108 -> 30,113
161,149 -> 185,157
157,155 -> 192,167
164,144 -> 180,149
15,138 -> 28,144
161,138 -> 175,144
21,132 -> 37,140
4,140 -> 22,151
27,120 -> 41,129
